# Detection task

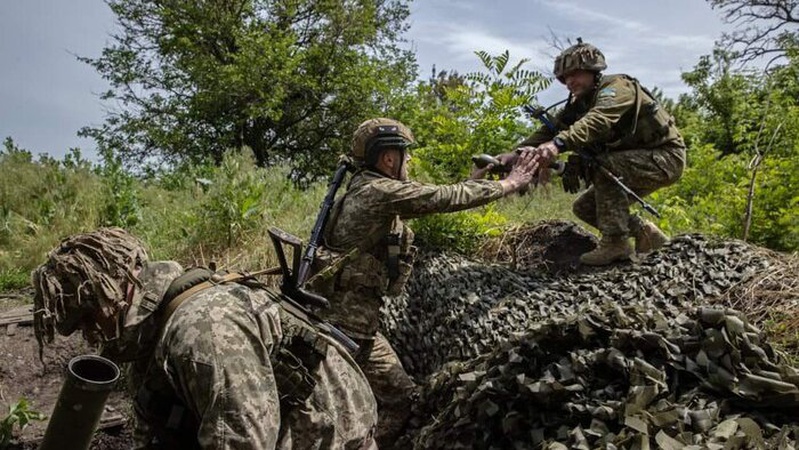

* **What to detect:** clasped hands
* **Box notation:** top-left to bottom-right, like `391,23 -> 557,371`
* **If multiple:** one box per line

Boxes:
470,140 -> 560,186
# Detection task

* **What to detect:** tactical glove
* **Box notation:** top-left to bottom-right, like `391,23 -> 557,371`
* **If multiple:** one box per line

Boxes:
561,154 -> 583,193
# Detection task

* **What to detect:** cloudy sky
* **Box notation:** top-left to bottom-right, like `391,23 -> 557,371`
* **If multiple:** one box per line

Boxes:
0,1 -> 730,160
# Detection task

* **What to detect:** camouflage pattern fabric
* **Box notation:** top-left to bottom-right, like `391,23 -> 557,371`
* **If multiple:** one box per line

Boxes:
380,235 -> 799,449
519,74 -> 683,152
354,332 -> 418,446
572,143 -> 684,237
133,268 -> 378,449
312,168 -> 504,443
32,228 -> 378,450
518,74 -> 686,238
317,169 -> 504,337
31,227 -> 149,350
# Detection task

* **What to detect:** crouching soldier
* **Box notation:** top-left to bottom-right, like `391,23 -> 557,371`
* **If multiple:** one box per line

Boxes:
32,227 -> 377,449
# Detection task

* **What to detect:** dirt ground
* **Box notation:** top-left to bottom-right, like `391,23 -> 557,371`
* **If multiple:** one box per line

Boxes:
0,292 -> 134,449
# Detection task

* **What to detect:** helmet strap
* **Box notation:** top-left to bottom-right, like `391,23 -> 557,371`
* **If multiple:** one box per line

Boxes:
369,147 -> 406,180
393,149 -> 406,180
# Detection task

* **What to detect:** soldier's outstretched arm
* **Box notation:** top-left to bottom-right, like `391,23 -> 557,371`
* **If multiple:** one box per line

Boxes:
369,153 -> 539,219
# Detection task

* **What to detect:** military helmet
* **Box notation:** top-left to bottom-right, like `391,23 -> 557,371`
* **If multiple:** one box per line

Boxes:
553,39 -> 607,83
32,228 -> 148,346
351,118 -> 415,165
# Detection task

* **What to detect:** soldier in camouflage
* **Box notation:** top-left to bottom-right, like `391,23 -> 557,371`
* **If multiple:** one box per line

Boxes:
32,228 -> 378,449
499,40 -> 686,265
306,118 -> 541,446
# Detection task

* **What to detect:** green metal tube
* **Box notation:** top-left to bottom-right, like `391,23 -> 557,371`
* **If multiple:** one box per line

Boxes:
39,354 -> 120,450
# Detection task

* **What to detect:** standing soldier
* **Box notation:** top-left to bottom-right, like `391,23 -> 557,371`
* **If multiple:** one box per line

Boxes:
499,39 -> 686,265
306,118 -> 541,445
32,228 -> 378,449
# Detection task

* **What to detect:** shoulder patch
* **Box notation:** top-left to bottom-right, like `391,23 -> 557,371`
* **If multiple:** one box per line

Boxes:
598,87 -> 616,98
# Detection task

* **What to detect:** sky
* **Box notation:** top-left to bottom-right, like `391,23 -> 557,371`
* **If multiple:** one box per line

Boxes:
0,0 -> 730,161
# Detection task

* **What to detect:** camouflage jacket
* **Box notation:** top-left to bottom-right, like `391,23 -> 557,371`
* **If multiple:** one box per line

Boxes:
310,169 -> 504,338
128,262 -> 377,449
519,74 -> 684,152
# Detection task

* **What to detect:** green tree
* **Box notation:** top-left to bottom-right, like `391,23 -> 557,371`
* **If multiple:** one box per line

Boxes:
395,50 -> 551,252
403,50 -> 551,183
80,0 -> 416,182
661,48 -> 799,251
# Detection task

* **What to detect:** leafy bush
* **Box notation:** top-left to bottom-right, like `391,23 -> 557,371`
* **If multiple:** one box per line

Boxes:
98,149 -> 141,228
412,205 -> 507,253
0,140 -> 104,273
189,149 -> 269,249
0,398 -> 45,448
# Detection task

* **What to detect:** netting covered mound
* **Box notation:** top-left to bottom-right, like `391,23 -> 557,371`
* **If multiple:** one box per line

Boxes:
382,223 -> 799,449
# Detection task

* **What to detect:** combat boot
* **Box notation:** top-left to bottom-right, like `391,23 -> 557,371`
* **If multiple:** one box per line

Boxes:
579,236 -> 633,266
635,221 -> 669,253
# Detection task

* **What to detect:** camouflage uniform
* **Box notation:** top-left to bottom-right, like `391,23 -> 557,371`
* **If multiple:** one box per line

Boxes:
520,73 -> 685,241
32,228 -> 377,450
310,168 -> 504,443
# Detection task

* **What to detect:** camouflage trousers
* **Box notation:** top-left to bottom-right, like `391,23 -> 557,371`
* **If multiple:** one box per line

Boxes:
353,332 -> 418,448
573,144 -> 685,238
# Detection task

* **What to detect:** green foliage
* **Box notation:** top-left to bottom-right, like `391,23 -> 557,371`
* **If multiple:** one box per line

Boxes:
393,50 -> 552,252
190,149 -> 269,249
0,398 -> 45,448
98,149 -> 141,228
0,268 -> 30,292
0,139 -> 104,272
403,50 -> 550,184
80,0 -> 416,182
411,205 -> 507,253
668,49 -> 799,251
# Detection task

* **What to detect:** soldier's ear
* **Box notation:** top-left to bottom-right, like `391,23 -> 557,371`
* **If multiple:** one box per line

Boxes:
378,148 -> 397,167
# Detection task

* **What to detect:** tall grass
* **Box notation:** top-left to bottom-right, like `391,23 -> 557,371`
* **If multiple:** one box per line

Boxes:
0,143 -> 599,287
0,146 -> 330,282
0,142 -> 596,284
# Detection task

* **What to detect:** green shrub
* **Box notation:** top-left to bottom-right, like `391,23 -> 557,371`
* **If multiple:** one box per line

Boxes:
0,268 -> 30,292
0,398 -> 45,448
0,140 -> 104,273
412,205 -> 507,254
98,149 -> 141,228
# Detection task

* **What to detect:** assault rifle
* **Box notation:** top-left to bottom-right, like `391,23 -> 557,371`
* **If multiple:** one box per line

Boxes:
268,156 -> 353,308
267,156 -> 359,353
522,101 -> 661,218
298,158 -> 353,286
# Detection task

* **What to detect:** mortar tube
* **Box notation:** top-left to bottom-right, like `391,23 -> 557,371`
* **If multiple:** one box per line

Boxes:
39,354 -> 120,450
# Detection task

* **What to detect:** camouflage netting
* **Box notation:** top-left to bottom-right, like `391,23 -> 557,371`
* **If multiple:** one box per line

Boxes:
383,233 -> 773,378
381,224 -> 799,449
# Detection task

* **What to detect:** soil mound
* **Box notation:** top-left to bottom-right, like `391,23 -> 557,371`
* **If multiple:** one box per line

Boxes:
478,219 -> 598,274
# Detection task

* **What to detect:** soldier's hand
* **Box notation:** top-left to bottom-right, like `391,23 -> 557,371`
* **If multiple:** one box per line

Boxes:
534,141 -> 560,162
469,163 -> 494,180
500,150 -> 540,195
532,141 -> 560,185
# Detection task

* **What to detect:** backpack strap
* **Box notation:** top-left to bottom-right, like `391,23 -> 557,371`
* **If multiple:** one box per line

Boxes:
159,271 -> 249,327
